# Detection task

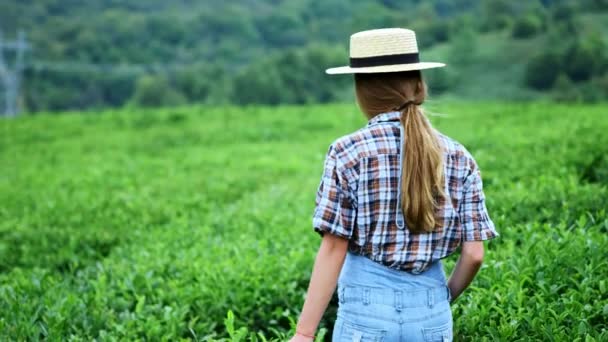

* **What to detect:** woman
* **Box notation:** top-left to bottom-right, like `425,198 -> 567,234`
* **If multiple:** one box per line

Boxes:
290,28 -> 498,341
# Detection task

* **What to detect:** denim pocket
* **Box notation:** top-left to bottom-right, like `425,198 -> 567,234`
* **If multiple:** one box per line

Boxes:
338,319 -> 387,342
422,322 -> 452,342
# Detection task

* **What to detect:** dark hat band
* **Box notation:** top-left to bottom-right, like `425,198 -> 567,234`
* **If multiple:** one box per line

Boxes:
350,52 -> 420,68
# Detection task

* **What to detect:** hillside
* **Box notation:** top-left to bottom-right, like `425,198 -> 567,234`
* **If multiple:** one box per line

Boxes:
1,0 -> 607,112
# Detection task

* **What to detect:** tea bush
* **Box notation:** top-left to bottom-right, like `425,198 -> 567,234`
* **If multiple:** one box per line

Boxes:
0,102 -> 607,340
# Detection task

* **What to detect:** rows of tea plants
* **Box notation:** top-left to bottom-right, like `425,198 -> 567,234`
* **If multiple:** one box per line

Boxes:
1,102 -> 607,340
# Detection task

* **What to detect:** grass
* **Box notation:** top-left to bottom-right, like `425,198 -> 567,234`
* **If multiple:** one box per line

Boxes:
0,102 -> 607,340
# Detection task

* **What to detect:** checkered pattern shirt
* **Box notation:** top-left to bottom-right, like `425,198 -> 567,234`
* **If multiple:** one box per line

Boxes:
312,110 -> 498,274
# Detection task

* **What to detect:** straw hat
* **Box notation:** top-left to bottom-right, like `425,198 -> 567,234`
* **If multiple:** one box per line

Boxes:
325,28 -> 445,75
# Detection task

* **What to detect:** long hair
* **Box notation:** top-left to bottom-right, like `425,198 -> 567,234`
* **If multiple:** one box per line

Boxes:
354,70 -> 445,233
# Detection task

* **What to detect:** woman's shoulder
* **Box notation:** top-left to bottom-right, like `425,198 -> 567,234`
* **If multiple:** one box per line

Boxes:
324,130 -> 365,174
331,123 -> 402,155
329,131 -> 360,153
436,132 -> 480,174
436,132 -> 474,159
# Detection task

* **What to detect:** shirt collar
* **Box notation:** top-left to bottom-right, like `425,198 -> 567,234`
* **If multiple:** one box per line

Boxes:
366,111 -> 401,126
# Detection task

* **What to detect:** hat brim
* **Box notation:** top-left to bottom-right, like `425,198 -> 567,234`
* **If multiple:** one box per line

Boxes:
325,62 -> 446,75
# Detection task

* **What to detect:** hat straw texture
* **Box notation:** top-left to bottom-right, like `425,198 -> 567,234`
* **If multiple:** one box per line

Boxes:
350,28 -> 419,58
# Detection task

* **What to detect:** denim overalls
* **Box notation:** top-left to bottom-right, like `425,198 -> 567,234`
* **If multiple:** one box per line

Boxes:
332,251 -> 452,341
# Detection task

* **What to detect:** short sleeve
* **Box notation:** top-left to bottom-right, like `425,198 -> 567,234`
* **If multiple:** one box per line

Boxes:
312,145 -> 356,240
459,157 -> 499,241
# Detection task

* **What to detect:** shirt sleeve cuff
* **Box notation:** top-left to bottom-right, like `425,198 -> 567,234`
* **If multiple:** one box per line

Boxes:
463,219 -> 499,241
313,218 -> 353,240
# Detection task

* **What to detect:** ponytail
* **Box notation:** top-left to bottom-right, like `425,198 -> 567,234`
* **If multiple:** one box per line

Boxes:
399,103 -> 445,233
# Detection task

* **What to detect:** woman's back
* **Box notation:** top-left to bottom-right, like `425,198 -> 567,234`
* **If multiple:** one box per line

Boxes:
313,110 -> 497,274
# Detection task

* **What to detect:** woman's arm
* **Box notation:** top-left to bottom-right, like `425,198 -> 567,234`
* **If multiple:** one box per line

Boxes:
291,233 -> 349,340
447,241 -> 485,302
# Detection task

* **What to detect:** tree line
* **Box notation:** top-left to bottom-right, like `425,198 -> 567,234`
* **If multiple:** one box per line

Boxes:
1,0 -> 607,112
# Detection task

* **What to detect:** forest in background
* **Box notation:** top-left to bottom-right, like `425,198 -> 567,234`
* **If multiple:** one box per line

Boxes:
1,0 -> 608,112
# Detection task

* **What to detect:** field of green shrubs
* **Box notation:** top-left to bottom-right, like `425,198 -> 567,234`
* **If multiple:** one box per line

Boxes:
1,102 -> 607,341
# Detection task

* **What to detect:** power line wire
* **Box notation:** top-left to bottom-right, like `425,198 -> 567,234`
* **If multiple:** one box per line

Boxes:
0,30 -> 29,117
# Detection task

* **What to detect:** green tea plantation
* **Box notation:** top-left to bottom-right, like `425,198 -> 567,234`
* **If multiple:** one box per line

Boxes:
1,102 -> 607,341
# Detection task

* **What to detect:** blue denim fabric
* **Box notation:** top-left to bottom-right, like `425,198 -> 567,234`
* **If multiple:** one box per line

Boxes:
332,251 -> 453,341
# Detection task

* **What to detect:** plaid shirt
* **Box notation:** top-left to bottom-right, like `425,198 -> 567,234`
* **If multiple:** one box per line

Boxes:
313,110 -> 498,274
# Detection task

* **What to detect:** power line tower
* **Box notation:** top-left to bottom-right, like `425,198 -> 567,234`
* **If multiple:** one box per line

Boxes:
0,30 -> 29,117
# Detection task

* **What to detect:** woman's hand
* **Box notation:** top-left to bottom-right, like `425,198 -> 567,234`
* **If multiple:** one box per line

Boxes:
288,332 -> 314,342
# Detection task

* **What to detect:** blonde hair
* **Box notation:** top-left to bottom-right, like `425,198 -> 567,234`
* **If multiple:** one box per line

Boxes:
354,70 -> 445,233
